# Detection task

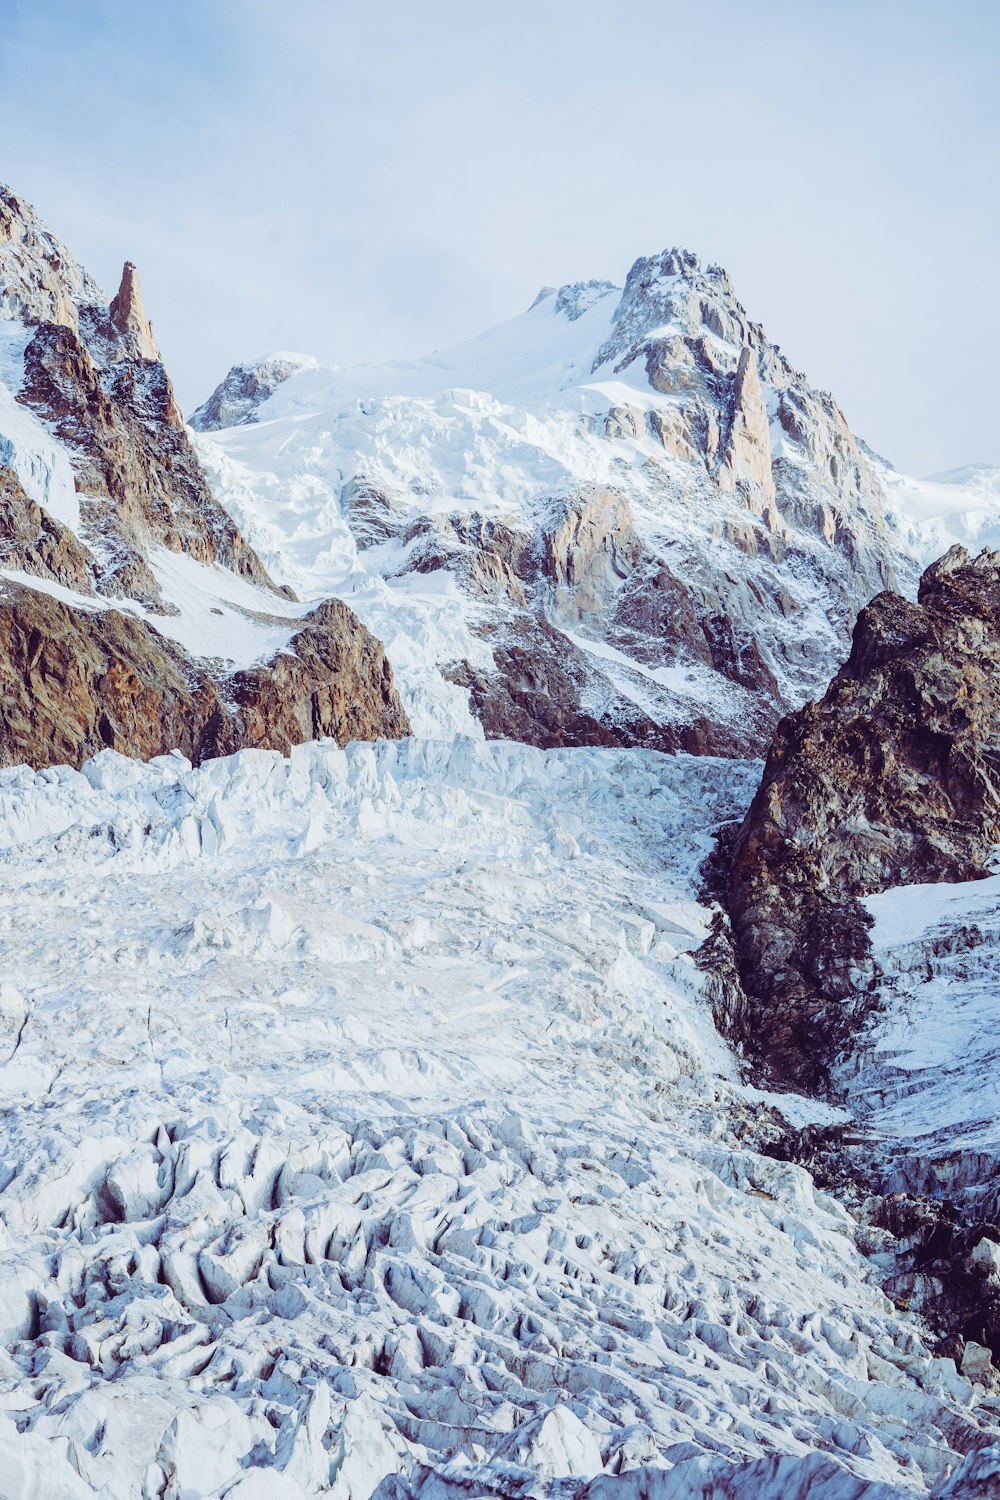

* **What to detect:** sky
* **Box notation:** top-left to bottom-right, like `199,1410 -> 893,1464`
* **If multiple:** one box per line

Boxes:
0,0 -> 996,474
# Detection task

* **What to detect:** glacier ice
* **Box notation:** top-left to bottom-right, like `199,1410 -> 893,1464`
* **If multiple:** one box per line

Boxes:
0,738 -> 995,1497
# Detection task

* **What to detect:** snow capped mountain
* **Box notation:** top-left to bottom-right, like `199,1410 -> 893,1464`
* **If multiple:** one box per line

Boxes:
190,248 -> 991,757
2,178 -> 1000,1500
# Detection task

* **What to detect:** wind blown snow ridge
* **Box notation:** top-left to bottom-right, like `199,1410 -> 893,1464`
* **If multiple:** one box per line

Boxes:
0,738 -> 996,1498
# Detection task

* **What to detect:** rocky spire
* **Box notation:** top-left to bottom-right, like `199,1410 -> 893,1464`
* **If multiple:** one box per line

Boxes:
108,260 -> 160,361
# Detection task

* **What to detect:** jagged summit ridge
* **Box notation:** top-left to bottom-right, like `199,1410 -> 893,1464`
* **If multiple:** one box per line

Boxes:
0,181 -> 258,594
528,279 -> 620,319
593,247 -> 739,370
0,184 -> 105,333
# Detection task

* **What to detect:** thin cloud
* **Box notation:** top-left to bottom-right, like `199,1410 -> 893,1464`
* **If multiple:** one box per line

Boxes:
1,0 -> 996,472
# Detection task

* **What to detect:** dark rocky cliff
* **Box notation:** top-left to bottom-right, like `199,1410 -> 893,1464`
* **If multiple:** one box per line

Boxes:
726,544 -> 1000,1089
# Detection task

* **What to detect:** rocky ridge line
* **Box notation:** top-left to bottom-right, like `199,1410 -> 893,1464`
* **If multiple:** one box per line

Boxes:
189,352 -> 318,431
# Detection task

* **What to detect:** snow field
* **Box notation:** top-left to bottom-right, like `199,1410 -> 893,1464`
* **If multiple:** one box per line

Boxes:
0,740 -> 995,1498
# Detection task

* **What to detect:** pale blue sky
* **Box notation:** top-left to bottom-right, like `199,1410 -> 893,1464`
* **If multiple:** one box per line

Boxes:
1,0 -> 996,473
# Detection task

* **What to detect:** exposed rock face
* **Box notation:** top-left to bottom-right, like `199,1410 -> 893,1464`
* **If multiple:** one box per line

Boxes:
553,279 -> 619,321
717,345 -> 777,506
341,476 -> 408,549
0,185 -> 412,768
0,464 -> 93,592
390,485 -> 778,755
449,619 -> 665,753
726,545 -> 1000,1087
0,579 -> 408,770
541,485 -> 645,625
189,352 -> 317,431
218,597 -> 409,756
19,320 -> 277,605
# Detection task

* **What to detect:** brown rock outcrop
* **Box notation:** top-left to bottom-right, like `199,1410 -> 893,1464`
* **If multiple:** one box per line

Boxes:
108,261 -> 160,362
216,598 -> 410,757
449,615 -> 755,758
448,617 -> 669,754
379,485 -> 785,756
726,545 -> 1000,1088
0,581 -> 409,770
0,464 -> 93,592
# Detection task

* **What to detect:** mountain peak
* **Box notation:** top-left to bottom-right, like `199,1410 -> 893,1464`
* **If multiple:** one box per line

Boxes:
593,246 -> 744,372
108,260 -> 160,361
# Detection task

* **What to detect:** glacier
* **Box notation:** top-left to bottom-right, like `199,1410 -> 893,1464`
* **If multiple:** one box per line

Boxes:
0,738 -> 998,1497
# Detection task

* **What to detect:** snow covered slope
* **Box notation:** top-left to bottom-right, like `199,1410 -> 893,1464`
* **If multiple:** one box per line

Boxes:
0,739 -> 997,1498
192,254 -> 999,756
882,464 -> 1000,559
